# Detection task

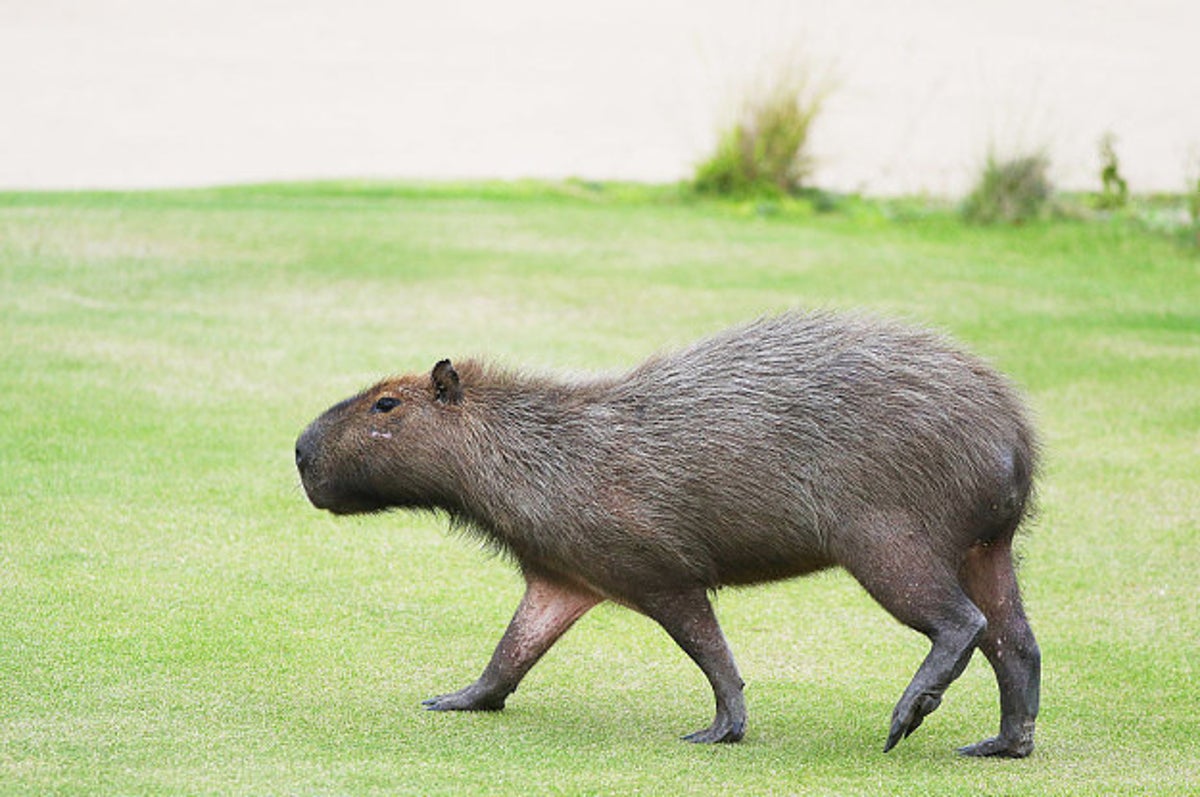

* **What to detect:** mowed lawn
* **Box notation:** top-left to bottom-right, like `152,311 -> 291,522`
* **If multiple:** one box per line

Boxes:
1,183 -> 1196,795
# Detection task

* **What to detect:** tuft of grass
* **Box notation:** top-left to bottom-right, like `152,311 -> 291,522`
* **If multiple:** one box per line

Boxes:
962,152 -> 1053,225
1095,132 -> 1129,211
1,181 -> 1197,795
693,57 -> 830,198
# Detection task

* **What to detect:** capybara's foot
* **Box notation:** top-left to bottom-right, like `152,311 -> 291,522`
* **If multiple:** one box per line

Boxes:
884,692 -> 942,752
682,716 -> 746,744
421,683 -> 506,712
957,730 -> 1034,758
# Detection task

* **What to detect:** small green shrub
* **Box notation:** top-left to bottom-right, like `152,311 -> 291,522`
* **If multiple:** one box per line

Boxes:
694,60 -> 828,198
1095,132 -> 1129,210
962,152 -> 1053,224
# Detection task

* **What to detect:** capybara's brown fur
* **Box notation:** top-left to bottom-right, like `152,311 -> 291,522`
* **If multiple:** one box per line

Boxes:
296,312 -> 1040,756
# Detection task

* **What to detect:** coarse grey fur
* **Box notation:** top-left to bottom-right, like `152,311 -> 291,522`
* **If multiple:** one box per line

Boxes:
296,311 -> 1041,757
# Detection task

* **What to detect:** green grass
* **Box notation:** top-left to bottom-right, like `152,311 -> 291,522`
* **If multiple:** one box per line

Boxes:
1,182 -> 1197,795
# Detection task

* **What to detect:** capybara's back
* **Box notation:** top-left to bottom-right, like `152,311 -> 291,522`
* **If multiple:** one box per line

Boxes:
296,311 -> 1041,757
592,313 -> 1037,588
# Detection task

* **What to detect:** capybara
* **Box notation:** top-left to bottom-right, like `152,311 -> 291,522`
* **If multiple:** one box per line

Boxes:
295,312 -> 1040,756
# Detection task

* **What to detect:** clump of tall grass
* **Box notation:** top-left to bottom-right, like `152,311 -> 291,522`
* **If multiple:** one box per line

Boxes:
1095,132 -> 1129,210
962,151 -> 1053,224
693,58 -> 830,198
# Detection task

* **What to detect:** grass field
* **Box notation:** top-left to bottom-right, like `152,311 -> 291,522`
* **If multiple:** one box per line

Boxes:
1,182 -> 1197,795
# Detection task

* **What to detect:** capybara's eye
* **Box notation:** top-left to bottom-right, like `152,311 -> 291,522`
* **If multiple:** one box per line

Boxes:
372,397 -> 402,414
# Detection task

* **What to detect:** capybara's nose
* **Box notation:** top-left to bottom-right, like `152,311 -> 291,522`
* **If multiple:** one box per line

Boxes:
295,441 -> 310,474
295,425 -> 319,475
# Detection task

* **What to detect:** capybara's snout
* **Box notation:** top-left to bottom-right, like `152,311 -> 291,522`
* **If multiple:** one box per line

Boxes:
294,432 -> 314,479
294,412 -> 392,516
294,422 -> 327,507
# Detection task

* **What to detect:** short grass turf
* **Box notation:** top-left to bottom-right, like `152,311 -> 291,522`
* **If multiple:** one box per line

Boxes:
1,182 -> 1197,795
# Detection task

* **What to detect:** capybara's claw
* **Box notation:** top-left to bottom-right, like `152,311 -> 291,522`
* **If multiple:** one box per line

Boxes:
884,692 -> 941,752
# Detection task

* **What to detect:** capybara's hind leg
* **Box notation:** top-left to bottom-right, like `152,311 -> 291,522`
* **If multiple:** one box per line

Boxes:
880,592 -> 985,752
957,541 -> 1040,757
837,518 -> 987,753
422,572 -> 600,712
638,588 -> 747,743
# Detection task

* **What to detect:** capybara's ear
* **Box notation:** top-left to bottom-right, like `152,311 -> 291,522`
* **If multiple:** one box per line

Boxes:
431,359 -> 462,405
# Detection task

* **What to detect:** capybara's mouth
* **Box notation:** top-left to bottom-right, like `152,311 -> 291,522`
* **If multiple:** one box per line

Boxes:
301,479 -> 389,515
326,495 -> 391,515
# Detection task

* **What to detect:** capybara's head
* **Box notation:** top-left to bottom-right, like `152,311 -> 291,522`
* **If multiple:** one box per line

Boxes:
295,359 -> 464,514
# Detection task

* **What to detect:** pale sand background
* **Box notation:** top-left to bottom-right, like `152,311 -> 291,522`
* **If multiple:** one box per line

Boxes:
3,0 -> 1197,195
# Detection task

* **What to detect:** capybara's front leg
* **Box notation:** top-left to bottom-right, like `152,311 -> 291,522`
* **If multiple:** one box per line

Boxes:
422,572 -> 601,712
639,588 -> 747,743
